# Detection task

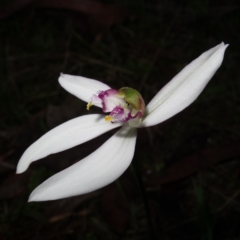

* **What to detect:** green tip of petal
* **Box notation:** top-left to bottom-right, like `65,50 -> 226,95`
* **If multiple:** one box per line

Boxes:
118,87 -> 145,112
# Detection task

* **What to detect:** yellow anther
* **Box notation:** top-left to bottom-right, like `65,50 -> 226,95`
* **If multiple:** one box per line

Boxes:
117,91 -> 125,98
105,115 -> 113,122
86,102 -> 93,110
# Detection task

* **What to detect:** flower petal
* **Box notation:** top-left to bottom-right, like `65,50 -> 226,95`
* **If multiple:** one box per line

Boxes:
17,114 -> 122,174
28,125 -> 137,201
59,73 -> 111,107
141,43 -> 228,127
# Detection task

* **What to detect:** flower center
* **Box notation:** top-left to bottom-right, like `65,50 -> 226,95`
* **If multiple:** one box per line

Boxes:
87,87 -> 145,127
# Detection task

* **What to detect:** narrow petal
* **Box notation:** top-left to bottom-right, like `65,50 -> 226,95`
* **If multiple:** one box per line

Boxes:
59,74 -> 111,106
141,43 -> 228,127
17,114 -> 122,174
28,125 -> 137,202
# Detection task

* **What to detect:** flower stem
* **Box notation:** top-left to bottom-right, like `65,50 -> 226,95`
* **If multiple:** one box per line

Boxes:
131,162 -> 158,240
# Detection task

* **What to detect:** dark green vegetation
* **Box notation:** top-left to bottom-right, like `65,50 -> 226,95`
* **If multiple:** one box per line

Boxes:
0,0 -> 240,239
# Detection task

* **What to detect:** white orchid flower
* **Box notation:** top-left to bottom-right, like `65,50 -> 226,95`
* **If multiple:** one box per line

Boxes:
16,43 -> 228,202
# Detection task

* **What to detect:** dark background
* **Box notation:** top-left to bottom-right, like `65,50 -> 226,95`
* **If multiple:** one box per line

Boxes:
0,0 -> 240,239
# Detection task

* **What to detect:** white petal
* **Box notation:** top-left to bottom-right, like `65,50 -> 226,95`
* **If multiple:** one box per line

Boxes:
141,43 -> 228,127
17,114 -> 122,174
28,125 -> 137,201
59,73 -> 111,107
